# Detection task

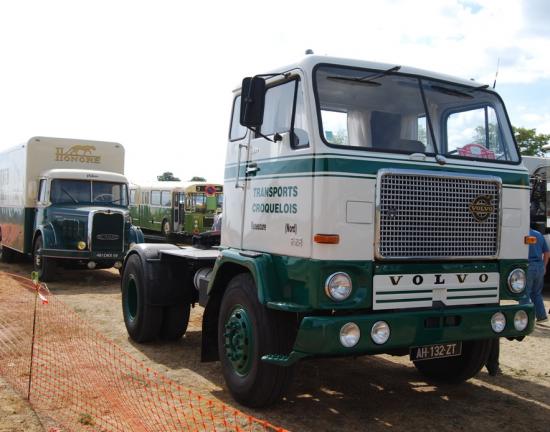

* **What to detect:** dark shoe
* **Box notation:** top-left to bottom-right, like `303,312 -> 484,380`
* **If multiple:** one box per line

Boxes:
488,367 -> 502,377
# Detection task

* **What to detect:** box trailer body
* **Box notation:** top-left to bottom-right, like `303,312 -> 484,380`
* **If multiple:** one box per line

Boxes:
0,137 -> 143,280
120,56 -> 534,407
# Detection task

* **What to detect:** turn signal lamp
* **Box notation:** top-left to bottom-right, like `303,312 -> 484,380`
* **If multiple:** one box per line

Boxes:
524,236 -> 537,245
314,234 -> 340,244
77,241 -> 87,250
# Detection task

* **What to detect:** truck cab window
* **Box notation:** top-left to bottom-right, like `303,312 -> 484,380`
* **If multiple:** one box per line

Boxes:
130,189 -> 136,205
230,96 -> 247,141
446,106 -> 505,159
38,179 -> 47,202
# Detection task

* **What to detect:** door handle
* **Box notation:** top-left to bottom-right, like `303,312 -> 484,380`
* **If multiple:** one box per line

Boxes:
246,163 -> 260,176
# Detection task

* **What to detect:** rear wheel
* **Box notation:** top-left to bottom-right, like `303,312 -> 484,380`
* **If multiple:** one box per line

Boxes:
121,254 -> 163,342
217,273 -> 295,407
159,303 -> 191,340
413,339 -> 492,383
33,236 -> 56,282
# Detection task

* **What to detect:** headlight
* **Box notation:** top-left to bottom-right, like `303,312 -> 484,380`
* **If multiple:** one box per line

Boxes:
371,321 -> 390,345
77,241 -> 87,250
508,269 -> 526,294
324,272 -> 352,301
339,322 -> 360,347
491,312 -> 506,333
514,310 -> 528,331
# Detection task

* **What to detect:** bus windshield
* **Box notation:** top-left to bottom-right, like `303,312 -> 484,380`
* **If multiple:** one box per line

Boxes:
315,65 -> 519,163
50,179 -> 128,206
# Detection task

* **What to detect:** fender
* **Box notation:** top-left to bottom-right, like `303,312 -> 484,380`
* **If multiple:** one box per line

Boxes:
123,243 -> 188,306
207,248 -> 279,305
201,248 -> 279,363
33,223 -> 57,252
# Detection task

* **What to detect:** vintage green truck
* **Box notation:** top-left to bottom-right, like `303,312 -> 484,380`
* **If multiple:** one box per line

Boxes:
0,136 -> 144,281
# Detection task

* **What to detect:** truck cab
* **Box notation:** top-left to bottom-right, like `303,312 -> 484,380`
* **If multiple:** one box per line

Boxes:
120,56 -> 534,408
33,168 -> 143,279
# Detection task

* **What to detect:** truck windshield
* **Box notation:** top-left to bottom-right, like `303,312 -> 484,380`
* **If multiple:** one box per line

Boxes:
50,179 -> 128,206
314,65 -> 519,163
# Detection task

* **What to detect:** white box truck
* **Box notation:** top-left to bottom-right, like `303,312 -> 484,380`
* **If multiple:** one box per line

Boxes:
0,136 -> 144,280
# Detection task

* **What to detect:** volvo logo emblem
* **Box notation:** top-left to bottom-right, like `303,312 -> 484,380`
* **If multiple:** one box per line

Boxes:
469,195 -> 495,222
96,233 -> 120,241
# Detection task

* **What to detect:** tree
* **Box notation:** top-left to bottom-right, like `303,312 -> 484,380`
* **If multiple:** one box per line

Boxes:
157,172 -> 180,181
189,176 -> 206,182
513,127 -> 550,156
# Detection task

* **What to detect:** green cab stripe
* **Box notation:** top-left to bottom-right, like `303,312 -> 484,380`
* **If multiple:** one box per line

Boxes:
225,154 -> 528,186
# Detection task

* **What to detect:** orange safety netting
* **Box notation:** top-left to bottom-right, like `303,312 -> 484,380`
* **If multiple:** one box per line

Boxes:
0,271 -> 287,432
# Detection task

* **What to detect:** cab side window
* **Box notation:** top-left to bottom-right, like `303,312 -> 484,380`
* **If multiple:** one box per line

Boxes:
229,96 -> 247,141
38,179 -> 47,202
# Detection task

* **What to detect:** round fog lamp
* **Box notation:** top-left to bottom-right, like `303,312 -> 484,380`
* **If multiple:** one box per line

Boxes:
491,312 -> 506,333
371,321 -> 390,345
339,322 -> 360,347
325,272 -> 352,301
77,241 -> 86,250
508,269 -> 526,294
514,310 -> 528,331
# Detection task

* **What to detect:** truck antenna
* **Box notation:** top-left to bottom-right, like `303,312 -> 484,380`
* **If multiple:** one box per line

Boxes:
492,57 -> 500,89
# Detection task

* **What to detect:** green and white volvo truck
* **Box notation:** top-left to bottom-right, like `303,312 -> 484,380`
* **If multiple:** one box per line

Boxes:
0,137 -> 144,281
121,56 -> 535,407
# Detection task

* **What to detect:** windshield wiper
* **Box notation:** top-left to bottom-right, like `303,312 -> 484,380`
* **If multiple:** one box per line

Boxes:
327,65 -> 401,86
430,85 -> 474,99
61,188 -> 78,203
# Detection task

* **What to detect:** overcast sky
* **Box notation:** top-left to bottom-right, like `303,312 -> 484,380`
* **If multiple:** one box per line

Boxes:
0,0 -> 549,183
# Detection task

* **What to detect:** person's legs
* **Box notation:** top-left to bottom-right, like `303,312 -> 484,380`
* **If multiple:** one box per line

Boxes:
486,338 -> 500,376
531,266 -> 548,321
522,266 -> 536,306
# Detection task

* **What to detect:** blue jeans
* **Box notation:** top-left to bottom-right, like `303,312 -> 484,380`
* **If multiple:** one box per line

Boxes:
525,263 -> 548,320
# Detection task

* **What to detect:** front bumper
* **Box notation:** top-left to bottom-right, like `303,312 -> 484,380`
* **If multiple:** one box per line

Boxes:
40,248 -> 126,261
263,304 -> 535,366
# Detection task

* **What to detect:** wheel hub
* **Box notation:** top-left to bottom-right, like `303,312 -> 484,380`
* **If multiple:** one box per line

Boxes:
224,306 -> 253,375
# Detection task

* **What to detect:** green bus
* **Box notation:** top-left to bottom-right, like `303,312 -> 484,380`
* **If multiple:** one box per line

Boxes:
129,181 -> 223,238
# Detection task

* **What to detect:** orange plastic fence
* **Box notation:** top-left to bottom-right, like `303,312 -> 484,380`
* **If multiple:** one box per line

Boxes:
0,272 -> 287,432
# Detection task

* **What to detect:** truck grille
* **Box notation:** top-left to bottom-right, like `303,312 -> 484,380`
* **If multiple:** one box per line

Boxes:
91,212 -> 124,252
376,170 -> 501,259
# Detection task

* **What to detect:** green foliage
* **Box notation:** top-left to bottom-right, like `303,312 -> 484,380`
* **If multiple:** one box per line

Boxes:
189,176 -> 206,182
157,172 -> 180,181
513,127 -> 550,156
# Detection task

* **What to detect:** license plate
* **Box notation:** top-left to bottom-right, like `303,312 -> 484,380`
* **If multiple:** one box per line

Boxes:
410,342 -> 462,361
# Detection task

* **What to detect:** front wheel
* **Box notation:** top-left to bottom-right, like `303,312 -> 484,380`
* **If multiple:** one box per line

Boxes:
217,273 -> 295,407
33,236 -> 56,282
413,339 -> 493,383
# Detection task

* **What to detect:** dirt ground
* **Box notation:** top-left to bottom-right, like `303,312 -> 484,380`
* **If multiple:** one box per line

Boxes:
1,259 -> 549,432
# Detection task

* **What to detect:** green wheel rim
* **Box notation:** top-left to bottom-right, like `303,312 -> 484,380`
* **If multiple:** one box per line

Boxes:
126,278 -> 138,321
223,305 -> 254,376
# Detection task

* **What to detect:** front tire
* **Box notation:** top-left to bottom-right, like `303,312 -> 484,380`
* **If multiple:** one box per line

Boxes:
33,236 -> 56,282
413,339 -> 493,383
121,254 -> 163,342
217,273 -> 295,407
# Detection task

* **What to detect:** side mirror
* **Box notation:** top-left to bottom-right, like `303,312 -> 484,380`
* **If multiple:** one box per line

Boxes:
240,77 -> 266,128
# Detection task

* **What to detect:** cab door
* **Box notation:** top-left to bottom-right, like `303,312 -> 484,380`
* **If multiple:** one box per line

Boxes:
240,75 -> 313,258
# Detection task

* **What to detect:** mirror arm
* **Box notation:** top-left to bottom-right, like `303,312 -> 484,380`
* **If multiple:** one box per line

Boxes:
248,126 -> 278,143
